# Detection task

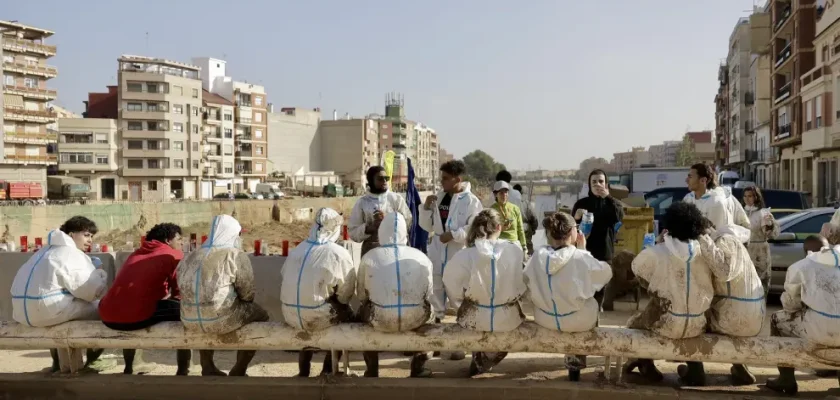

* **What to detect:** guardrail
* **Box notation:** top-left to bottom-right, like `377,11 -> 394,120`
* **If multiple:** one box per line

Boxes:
2,321 -> 840,373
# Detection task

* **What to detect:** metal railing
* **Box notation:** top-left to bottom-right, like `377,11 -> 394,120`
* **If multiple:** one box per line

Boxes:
3,107 -> 57,120
1,38 -> 56,55
2,60 -> 58,76
3,84 -> 57,98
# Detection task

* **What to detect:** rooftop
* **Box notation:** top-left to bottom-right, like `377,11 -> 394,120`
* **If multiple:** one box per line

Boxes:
0,20 -> 54,39
202,89 -> 234,106
118,55 -> 200,71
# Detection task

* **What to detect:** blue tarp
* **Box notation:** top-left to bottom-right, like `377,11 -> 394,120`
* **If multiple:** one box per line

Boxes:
406,158 -> 428,253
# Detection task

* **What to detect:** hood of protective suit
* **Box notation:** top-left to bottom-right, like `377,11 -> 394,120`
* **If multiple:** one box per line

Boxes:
307,208 -> 344,244
474,238 -> 504,260
457,181 -> 473,195
541,245 -> 577,275
807,245 -> 840,266
664,235 -> 700,262
202,215 -> 241,249
363,190 -> 389,203
46,229 -> 77,248
378,211 -> 408,245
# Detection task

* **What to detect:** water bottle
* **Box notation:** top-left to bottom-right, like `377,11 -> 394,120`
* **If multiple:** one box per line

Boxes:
643,233 -> 656,250
580,211 -> 594,236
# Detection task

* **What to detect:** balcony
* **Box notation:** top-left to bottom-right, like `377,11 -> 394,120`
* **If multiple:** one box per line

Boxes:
0,154 -> 57,165
203,167 -> 217,177
204,151 -> 222,161
235,150 -> 258,158
3,107 -> 57,123
775,82 -> 791,104
235,116 -> 253,125
3,130 -> 57,144
204,129 -> 223,143
776,123 -> 792,140
803,122 -> 832,151
120,128 -> 170,139
1,38 -> 56,56
775,42 -> 792,68
3,84 -> 57,100
204,112 -> 222,124
2,60 -> 58,78
120,109 -> 168,120
774,6 -> 791,33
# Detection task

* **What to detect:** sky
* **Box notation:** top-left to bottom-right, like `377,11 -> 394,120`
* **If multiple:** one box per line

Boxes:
6,0 -> 757,170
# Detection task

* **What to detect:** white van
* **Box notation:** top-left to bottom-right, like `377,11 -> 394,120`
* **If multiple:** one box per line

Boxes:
254,183 -> 285,199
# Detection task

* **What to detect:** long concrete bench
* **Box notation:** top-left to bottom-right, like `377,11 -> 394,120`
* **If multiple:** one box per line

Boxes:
2,321 -> 840,375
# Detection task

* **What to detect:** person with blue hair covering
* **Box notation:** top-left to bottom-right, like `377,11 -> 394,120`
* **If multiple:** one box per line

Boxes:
280,208 -> 356,377
177,214 -> 269,377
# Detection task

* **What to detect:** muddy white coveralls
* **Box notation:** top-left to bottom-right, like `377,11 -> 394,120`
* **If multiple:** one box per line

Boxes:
10,229 -> 107,327
358,212 -> 434,332
418,182 -> 484,319
177,215 -> 265,334
348,191 -> 412,256
281,208 -> 356,332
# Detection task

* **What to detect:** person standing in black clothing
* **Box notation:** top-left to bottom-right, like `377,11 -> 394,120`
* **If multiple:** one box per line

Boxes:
571,169 -> 624,311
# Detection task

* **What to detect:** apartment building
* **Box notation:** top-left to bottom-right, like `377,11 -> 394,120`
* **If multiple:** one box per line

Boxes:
0,20 -> 58,186
199,89 -> 235,199
318,118 -> 380,188
192,57 -> 268,192
770,0 -> 818,191
727,18 -> 753,176
267,107 -> 321,175
412,123 -> 440,184
118,55 -> 203,201
714,63 -> 730,167
56,118 -> 119,199
799,1 -> 840,205
648,141 -> 681,167
686,130 -> 716,164
439,148 -> 455,165
612,147 -> 650,173
749,5 -> 778,188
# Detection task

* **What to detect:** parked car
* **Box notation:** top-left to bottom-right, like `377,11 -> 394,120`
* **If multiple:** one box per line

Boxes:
643,187 -> 811,228
768,208 -> 837,293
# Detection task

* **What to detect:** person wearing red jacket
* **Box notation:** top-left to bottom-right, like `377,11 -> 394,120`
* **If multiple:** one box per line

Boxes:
99,223 -> 188,375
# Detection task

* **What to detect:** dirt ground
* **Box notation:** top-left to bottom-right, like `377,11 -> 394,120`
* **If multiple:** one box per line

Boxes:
2,297 -> 840,398
97,219 -> 313,253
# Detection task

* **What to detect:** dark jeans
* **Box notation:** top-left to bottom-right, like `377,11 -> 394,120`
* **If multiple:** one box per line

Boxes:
103,299 -> 190,375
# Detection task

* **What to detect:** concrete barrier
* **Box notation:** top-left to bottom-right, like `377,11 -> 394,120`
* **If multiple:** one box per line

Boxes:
0,243 -> 362,322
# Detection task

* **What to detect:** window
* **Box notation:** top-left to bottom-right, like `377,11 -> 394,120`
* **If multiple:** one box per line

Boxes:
806,99 -> 813,130
193,107 -> 199,116
255,129 -> 263,139
23,77 -> 38,88
255,112 -> 263,123
96,155 -> 108,164
173,85 -> 183,96
173,104 -> 183,114
224,113 -> 232,121
127,121 -> 143,131
2,55 -> 12,63
127,159 -> 143,168
224,145 -> 233,155
148,159 -> 160,169
24,56 -> 37,66
147,140 -> 160,150
174,160 -> 184,169
785,213 -> 833,240
192,142 -> 199,152
127,140 -> 143,149
95,133 -> 108,144
127,82 -> 142,92
173,123 -> 183,133
224,128 -> 232,138
224,163 -> 233,174
3,75 -> 14,85
59,152 -> 93,164
174,141 -> 184,151
255,163 -> 263,172
256,146 -> 263,155
127,103 -> 143,111
817,95 -> 823,128
193,160 -> 200,169
192,125 -> 199,134
147,83 -> 159,93
148,181 -> 158,191
192,89 -> 199,98
255,96 -> 263,106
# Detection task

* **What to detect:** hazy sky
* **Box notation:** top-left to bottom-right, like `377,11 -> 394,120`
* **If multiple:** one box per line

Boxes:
6,0 -> 756,169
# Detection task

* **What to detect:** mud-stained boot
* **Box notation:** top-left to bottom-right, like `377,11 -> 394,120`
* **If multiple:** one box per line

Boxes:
623,359 -> 663,382
766,367 -> 798,395
297,350 -> 313,377
432,318 -> 442,357
568,369 -> 581,382
409,352 -> 432,378
677,362 -> 706,386
730,364 -> 756,385
363,351 -> 379,378
814,369 -> 837,378
49,349 -> 60,373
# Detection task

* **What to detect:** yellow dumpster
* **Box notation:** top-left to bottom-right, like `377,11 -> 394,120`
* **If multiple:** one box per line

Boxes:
615,206 -> 654,255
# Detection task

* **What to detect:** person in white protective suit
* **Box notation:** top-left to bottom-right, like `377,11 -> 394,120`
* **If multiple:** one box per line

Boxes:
683,163 -> 750,231
177,214 -> 269,377
742,186 -> 780,298
418,159 -> 483,361
679,222 -> 763,387
622,202 -> 723,384
443,208 -> 526,377
349,165 -> 412,257
10,216 -> 108,373
357,212 -> 435,378
524,211 -> 613,382
280,208 -> 356,377
765,225 -> 840,395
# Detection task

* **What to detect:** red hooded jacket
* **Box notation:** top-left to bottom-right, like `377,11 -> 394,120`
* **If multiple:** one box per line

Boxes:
99,240 -> 183,323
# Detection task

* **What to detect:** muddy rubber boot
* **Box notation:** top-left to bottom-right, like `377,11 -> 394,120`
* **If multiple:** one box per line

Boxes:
122,349 -> 136,374
766,367 -> 798,395
814,369 -> 837,378
432,319 -> 442,357
626,359 -> 663,382
569,369 -> 581,382
409,353 -> 431,378
468,359 -> 480,377
229,350 -> 257,376
199,350 -> 226,376
175,350 -> 191,376
49,349 -> 60,373
363,351 -> 379,378
730,364 -> 756,385
297,350 -> 313,377
677,362 -> 706,386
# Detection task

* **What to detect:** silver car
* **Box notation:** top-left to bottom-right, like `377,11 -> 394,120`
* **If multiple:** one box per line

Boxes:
769,208 -> 836,293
